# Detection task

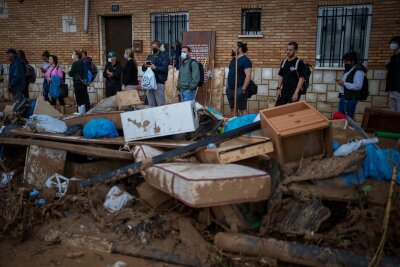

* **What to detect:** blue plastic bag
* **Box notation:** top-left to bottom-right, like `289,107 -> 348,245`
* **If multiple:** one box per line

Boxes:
49,75 -> 61,98
83,119 -> 119,139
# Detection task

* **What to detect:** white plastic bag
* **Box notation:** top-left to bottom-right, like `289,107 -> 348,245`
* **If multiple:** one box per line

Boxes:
334,137 -> 379,156
103,186 -> 134,213
26,114 -> 68,134
141,67 -> 157,90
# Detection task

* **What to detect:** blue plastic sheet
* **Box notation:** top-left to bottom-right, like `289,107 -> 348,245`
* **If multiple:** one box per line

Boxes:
83,119 -> 119,139
224,114 -> 257,133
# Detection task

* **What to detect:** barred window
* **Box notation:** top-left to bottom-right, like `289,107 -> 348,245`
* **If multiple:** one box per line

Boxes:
0,1 -> 8,18
241,9 -> 261,35
150,12 -> 189,58
316,5 -> 372,67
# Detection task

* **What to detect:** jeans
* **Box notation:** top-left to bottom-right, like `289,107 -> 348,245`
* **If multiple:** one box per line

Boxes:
389,91 -> 400,112
180,89 -> 196,102
338,94 -> 358,119
146,83 -> 165,107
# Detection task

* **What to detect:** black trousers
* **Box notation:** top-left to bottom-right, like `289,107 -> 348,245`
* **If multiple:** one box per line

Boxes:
50,96 -> 65,106
73,82 -> 90,112
106,87 -> 121,98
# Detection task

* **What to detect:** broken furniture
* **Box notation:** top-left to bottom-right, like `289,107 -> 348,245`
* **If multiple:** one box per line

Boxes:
116,90 -> 141,111
121,101 -> 199,141
260,101 -> 332,165
196,136 -> 273,164
361,107 -> 400,133
145,163 -> 271,208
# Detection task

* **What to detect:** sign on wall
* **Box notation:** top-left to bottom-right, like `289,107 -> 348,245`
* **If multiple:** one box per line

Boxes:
183,31 -> 216,106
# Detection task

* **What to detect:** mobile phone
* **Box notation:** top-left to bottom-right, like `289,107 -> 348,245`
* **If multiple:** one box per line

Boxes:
146,61 -> 151,65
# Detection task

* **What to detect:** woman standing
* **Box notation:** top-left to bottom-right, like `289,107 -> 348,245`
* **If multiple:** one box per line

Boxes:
69,50 -> 90,113
17,50 -> 30,98
45,55 -> 65,114
122,48 -> 138,90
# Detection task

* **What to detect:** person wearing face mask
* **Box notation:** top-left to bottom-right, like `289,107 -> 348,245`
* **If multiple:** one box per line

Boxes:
226,42 -> 252,115
122,48 -> 138,90
142,40 -> 168,107
276,42 -> 306,107
69,50 -> 90,113
336,52 -> 366,119
385,36 -> 400,112
103,51 -> 122,97
177,46 -> 200,102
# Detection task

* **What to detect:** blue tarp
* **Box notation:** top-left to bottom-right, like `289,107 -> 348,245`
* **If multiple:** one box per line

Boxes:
83,118 -> 119,139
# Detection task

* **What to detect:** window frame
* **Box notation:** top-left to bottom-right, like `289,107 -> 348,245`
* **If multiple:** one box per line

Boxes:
315,4 -> 373,68
241,8 -> 262,36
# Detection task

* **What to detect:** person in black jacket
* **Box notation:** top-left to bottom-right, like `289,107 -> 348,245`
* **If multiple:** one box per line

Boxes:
103,51 -> 122,97
17,50 -> 30,98
142,40 -> 168,107
122,48 -> 138,90
386,36 -> 400,112
6,48 -> 26,103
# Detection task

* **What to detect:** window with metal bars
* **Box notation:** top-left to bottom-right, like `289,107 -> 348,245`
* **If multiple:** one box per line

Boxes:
316,5 -> 372,67
241,9 -> 262,35
150,12 -> 189,59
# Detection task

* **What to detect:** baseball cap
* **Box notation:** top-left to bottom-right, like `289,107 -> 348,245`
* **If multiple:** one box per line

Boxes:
107,51 -> 117,58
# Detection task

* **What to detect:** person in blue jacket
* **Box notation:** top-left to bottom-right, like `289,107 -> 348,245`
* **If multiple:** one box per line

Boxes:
5,48 -> 26,103
142,40 -> 168,107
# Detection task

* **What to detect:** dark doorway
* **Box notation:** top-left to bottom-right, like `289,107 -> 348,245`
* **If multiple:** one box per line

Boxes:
104,16 -> 132,64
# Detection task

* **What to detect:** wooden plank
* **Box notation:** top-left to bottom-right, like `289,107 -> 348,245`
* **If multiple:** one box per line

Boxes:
361,107 -> 400,133
0,137 -> 134,160
116,90 -> 141,110
8,128 -> 193,148
33,97 -> 63,118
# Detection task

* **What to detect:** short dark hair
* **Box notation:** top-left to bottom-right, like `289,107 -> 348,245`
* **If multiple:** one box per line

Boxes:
151,40 -> 161,47
74,50 -> 82,59
182,46 -> 191,52
343,51 -> 358,64
42,50 -> 50,58
390,36 -> 400,44
49,55 -> 58,65
81,49 -> 88,56
237,42 -> 248,53
288,42 -> 298,50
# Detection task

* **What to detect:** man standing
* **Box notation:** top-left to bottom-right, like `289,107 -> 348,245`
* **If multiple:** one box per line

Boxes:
69,50 -> 90,113
177,46 -> 200,102
226,42 -> 252,116
81,49 -> 98,84
5,48 -> 26,103
386,36 -> 400,112
142,40 -> 168,107
276,42 -> 306,106
103,51 -> 122,97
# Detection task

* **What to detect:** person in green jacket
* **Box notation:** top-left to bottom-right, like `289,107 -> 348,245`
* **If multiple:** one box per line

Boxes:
69,50 -> 90,112
177,46 -> 200,102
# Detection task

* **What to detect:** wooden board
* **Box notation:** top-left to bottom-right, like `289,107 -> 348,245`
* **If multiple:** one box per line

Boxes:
116,90 -> 141,110
8,128 -> 193,148
361,107 -> 400,133
197,136 -> 274,164
0,137 -> 134,160
33,97 -> 63,118
209,67 -> 225,112
165,67 -> 179,104
24,145 -> 66,187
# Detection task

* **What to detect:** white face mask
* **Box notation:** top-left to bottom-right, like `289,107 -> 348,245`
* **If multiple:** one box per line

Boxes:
124,54 -> 129,60
390,42 -> 399,51
71,54 -> 76,60
108,58 -> 112,63
181,52 -> 187,60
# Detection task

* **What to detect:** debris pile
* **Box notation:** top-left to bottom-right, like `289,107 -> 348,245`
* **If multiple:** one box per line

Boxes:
1,98 -> 400,267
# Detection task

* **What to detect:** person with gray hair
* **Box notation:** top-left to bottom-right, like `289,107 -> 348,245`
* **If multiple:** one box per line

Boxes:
122,48 -> 138,90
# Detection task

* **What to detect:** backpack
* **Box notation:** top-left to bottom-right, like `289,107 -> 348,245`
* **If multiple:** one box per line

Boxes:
189,59 -> 205,87
281,58 -> 311,95
246,80 -> 258,99
83,60 -> 98,84
359,76 -> 369,101
26,64 -> 36,83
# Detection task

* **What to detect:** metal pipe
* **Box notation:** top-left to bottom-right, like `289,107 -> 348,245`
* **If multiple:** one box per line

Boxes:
84,0 -> 89,33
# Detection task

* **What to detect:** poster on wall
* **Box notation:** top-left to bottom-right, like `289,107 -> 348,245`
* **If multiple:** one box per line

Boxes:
183,31 -> 216,106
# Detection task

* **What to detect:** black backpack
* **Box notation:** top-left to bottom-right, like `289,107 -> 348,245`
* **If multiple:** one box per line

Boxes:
359,75 -> 369,101
281,59 -> 311,95
189,59 -> 205,87
26,64 -> 36,83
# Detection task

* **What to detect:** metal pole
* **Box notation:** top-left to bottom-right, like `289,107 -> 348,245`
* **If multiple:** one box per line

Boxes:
234,47 -> 238,116
84,0 -> 89,33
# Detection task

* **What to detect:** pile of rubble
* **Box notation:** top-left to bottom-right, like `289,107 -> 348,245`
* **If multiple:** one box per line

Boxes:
1,94 -> 400,267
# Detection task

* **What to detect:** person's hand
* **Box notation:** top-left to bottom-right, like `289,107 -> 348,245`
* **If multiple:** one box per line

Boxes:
336,79 -> 345,86
107,72 -> 113,78
276,88 -> 281,98
150,63 -> 156,70
292,93 -> 299,102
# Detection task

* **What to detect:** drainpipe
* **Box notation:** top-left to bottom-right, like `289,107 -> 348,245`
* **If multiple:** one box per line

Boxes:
84,0 -> 89,33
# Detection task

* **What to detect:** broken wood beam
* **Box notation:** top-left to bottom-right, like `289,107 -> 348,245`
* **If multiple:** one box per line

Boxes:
214,232 -> 400,267
77,121 -> 261,187
0,137 -> 134,160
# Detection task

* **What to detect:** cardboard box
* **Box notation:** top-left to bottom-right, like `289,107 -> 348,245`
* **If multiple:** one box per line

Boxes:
197,136 -> 274,164
260,101 -> 332,165
116,90 -> 141,110
121,101 -> 199,142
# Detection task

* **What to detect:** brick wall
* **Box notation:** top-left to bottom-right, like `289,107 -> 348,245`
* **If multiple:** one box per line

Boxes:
0,0 -> 399,120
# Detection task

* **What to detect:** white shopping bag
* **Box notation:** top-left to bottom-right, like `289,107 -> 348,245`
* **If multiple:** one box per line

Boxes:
141,68 -> 157,90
